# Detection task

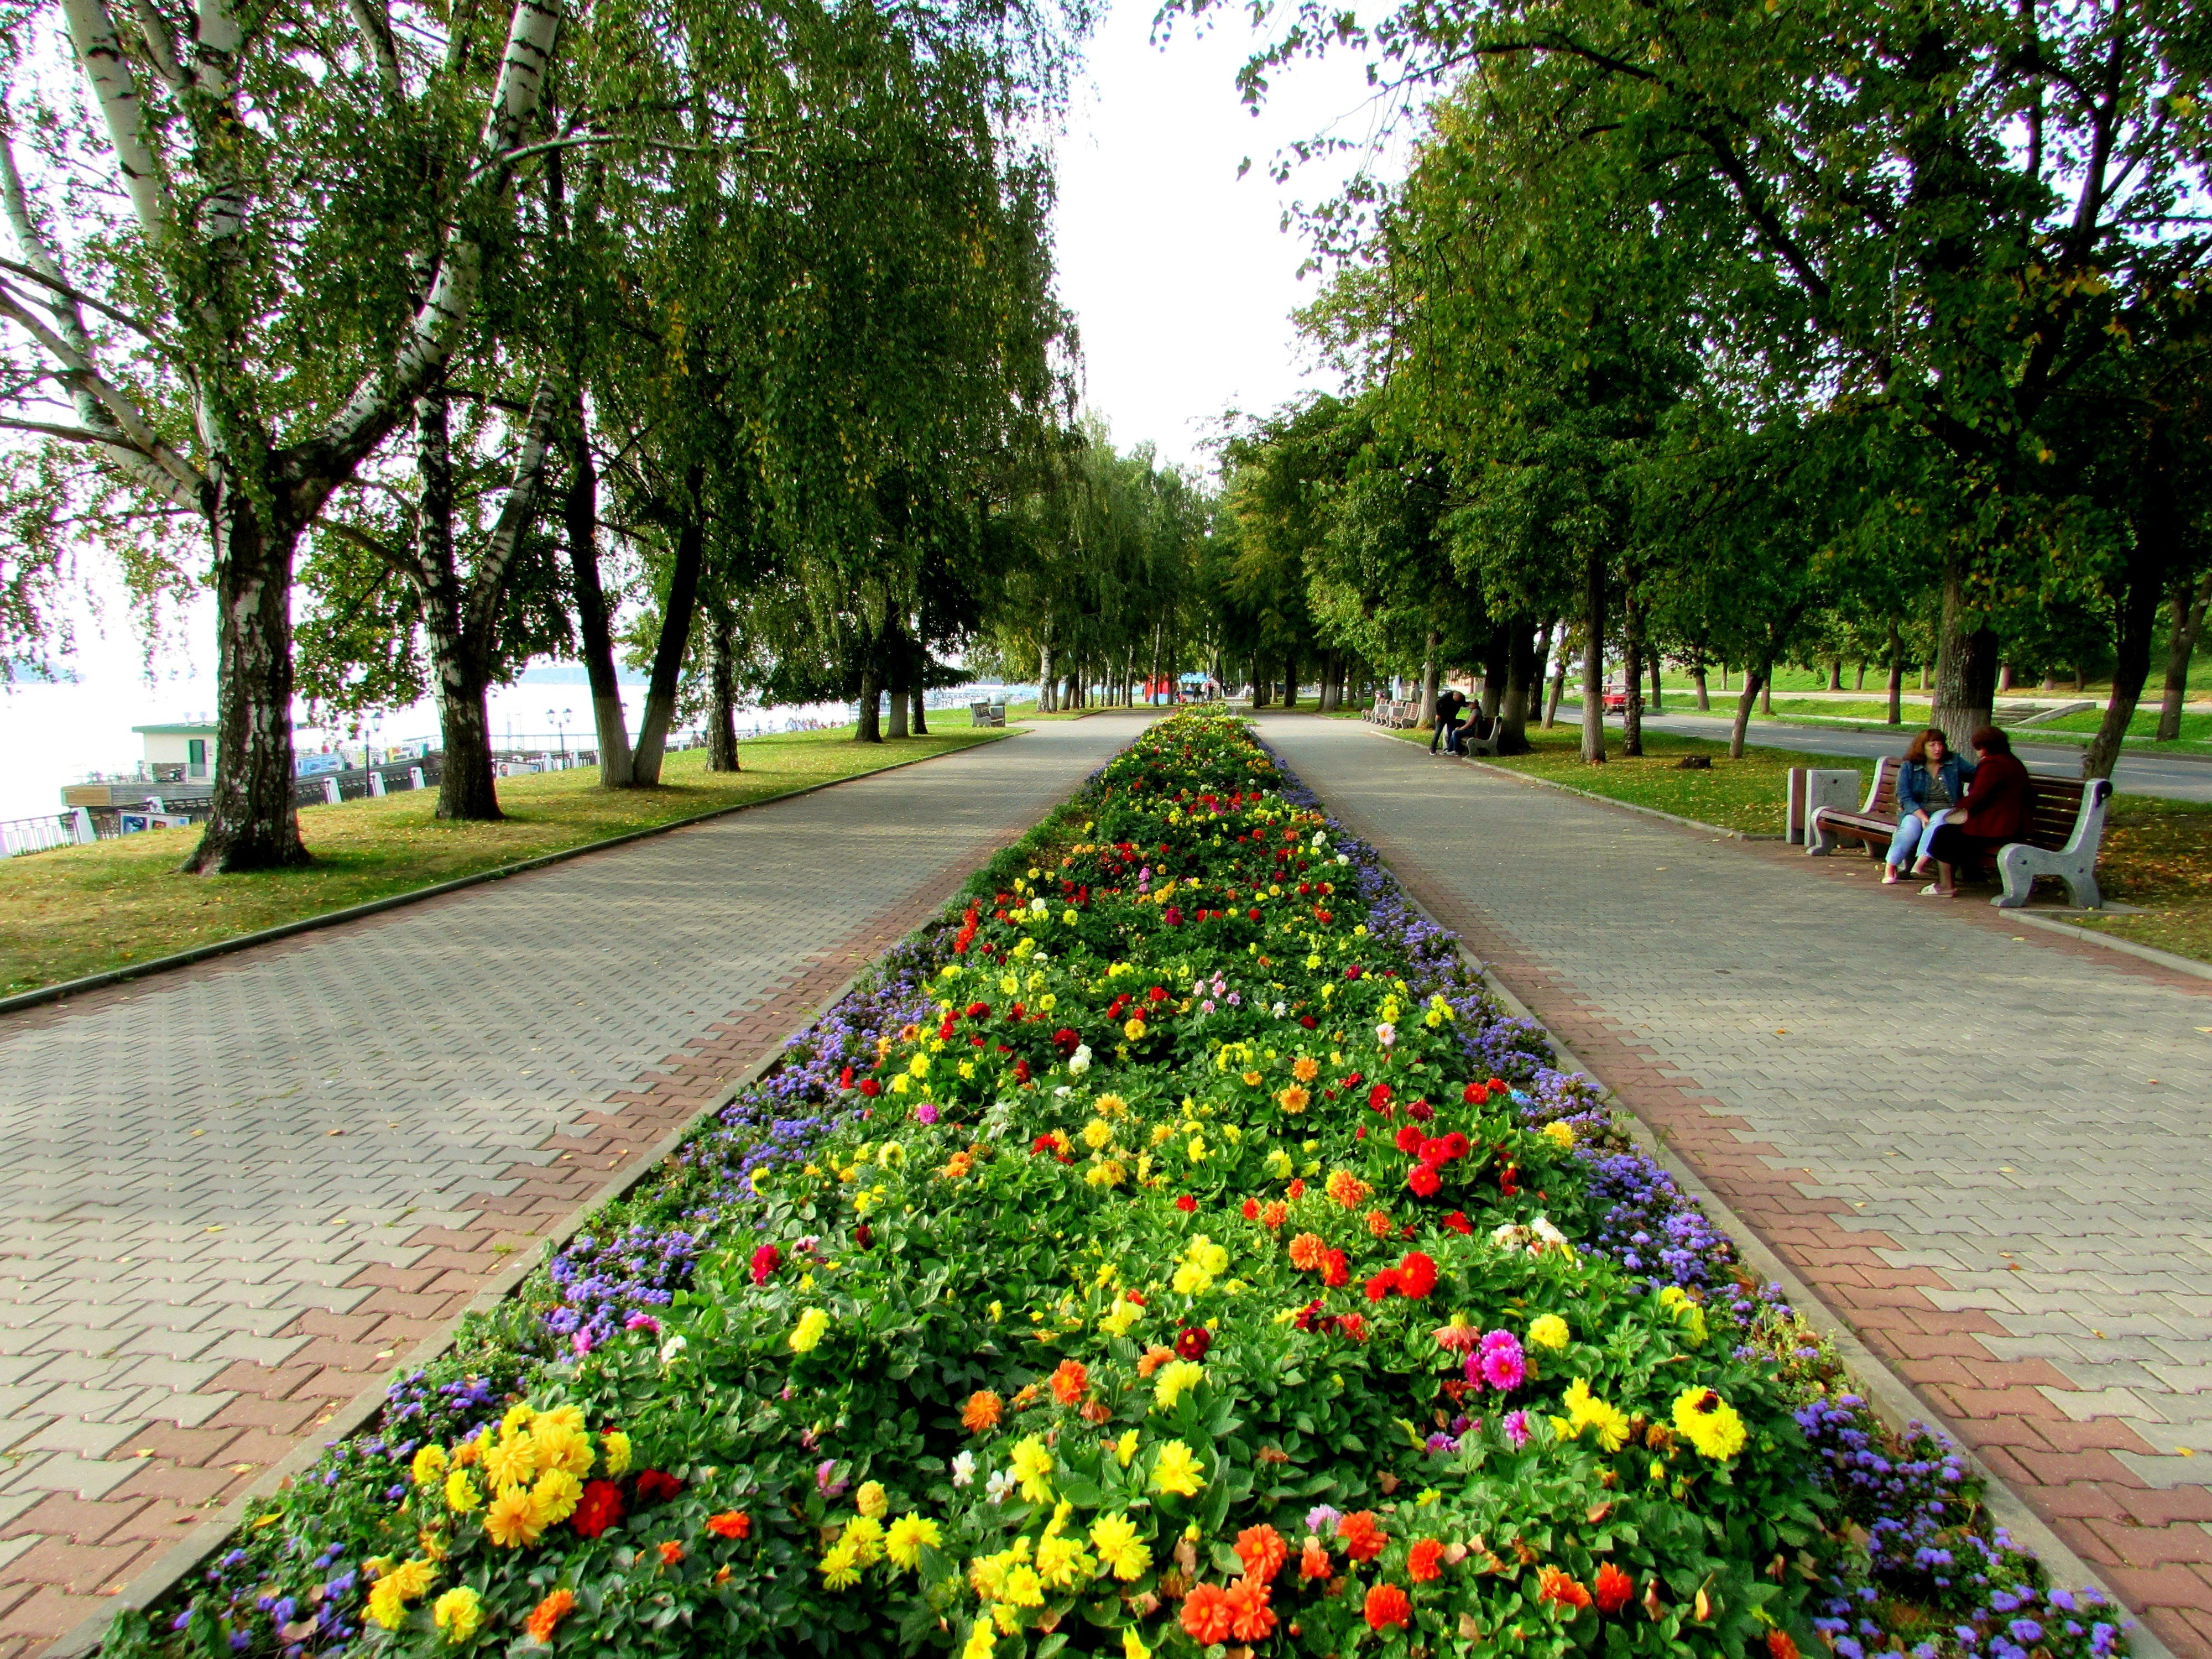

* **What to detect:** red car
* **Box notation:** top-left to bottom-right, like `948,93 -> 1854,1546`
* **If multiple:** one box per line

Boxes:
1601,685 -> 1629,713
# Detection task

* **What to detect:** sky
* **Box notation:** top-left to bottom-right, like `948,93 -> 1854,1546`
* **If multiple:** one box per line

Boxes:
0,3 -> 1401,822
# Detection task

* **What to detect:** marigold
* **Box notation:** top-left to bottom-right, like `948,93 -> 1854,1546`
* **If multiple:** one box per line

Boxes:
1366,1207 -> 1394,1239
962,1390 -> 1003,1433
1364,1582 -> 1412,1631
1260,1201 -> 1288,1229
1292,1055 -> 1320,1082
483,1485 -> 545,1550
1324,1169 -> 1371,1209
1181,1583 -> 1234,1644
431,1585 -> 482,1645
707,1510 -> 752,1540
1408,1537 -> 1445,1582
1276,1085 -> 1310,1113
1225,1575 -> 1278,1640
1234,1523 -> 1287,1583
1595,1562 -> 1635,1614
523,1588 -> 575,1642
1337,1510 -> 1386,1562
658,1540 -> 685,1566
1527,1313 -> 1570,1350
1288,1232 -> 1326,1271
1540,1566 -> 1593,1609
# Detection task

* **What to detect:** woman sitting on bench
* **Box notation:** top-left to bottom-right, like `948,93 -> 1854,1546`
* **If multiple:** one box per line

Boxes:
1882,727 -> 1974,885
1920,726 -> 2030,898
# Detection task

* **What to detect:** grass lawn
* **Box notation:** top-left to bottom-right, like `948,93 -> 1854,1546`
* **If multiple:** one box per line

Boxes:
1,723 -> 1009,998
2056,797 -> 2212,962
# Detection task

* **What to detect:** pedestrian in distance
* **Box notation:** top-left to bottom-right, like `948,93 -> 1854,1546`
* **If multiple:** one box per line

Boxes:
1882,727 -> 1974,885
1431,688 -> 1467,755
1920,727 -> 2031,897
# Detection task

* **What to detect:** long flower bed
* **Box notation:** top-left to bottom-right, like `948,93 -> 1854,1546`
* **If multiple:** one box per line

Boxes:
109,711 -> 2124,1659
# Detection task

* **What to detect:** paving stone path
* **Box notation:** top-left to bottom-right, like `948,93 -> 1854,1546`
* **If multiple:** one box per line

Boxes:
1256,712 -> 2212,1659
0,715 -> 1151,1653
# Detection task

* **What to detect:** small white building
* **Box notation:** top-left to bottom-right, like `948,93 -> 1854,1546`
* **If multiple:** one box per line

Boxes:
133,721 -> 217,783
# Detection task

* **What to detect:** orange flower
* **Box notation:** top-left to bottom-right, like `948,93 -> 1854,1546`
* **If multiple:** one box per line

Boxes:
1287,1177 -> 1306,1200
524,1589 -> 575,1642
1234,1524 -> 1288,1584
1260,1201 -> 1288,1230
1325,1170 -> 1371,1209
712,1564 -> 732,1586
1408,1538 -> 1444,1583
1298,1536 -> 1332,1582
1292,1055 -> 1320,1083
1050,1360 -> 1088,1406
1011,1383 -> 1040,1410
1768,1634 -> 1801,1659
1137,1345 -> 1177,1378
1181,1582 -> 1235,1644
1365,1207 -> 1394,1239
961,1391 -> 1003,1433
1337,1511 -> 1386,1563
1539,1566 -> 1592,1609
1225,1575 -> 1278,1641
706,1510 -> 752,1540
1595,1563 -> 1634,1615
944,1151 -> 973,1180
1287,1233 -> 1326,1271
1276,1085 -> 1310,1113
1364,1582 -> 1412,1631
658,1540 -> 685,1566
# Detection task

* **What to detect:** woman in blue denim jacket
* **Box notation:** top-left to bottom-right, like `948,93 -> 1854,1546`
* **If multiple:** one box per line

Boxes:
1882,728 -> 1975,884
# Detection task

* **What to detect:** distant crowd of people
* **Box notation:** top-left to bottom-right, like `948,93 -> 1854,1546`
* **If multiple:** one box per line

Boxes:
1886,725 -> 2031,896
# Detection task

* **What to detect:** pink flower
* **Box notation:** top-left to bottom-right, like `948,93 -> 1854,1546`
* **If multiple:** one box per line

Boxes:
624,1313 -> 661,1334
1503,1410 -> 1531,1447
1474,1329 -> 1526,1391
570,1330 -> 593,1357
915,1103 -> 940,1125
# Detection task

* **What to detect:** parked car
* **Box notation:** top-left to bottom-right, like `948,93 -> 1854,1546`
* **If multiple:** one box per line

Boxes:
1601,684 -> 1629,713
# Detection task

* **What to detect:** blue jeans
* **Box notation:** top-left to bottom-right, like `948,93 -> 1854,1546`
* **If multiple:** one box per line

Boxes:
1885,811 -> 1957,868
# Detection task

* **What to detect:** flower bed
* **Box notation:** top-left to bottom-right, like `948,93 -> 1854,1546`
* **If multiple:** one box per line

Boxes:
105,711 -> 2124,1659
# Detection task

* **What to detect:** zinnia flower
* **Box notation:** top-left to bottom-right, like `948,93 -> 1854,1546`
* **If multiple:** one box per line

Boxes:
1408,1537 -> 1445,1582
1337,1511 -> 1386,1562
962,1391 -> 1003,1433
1527,1313 -> 1570,1350
483,1485 -> 545,1550
1150,1439 -> 1204,1498
1540,1566 -> 1593,1609
523,1588 -> 575,1642
707,1510 -> 752,1540
1182,1583 -> 1234,1644
1225,1576 -> 1277,1640
1234,1524 -> 1287,1583
1050,1359 -> 1089,1405
1364,1583 -> 1412,1631
1595,1562 -> 1635,1614
431,1585 -> 481,1645
570,1478 -> 623,1538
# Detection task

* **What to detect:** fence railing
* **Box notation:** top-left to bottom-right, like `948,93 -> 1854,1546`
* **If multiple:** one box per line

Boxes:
1,808 -> 97,858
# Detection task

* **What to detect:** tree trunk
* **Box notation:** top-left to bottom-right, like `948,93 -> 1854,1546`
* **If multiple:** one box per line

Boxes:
1855,662 -> 1867,691
1828,658 -> 1843,692
1694,662 -> 1710,711
563,411 -> 634,788
704,602 -> 739,771
1250,652 -> 1269,708
887,671 -> 910,738
911,687 -> 927,735
1931,556 -> 2000,748
1619,589 -> 1646,757
410,385 -> 504,822
1887,620 -> 1905,726
1418,634 -> 1439,728
2156,571 -> 2211,740
1580,545 -> 1607,764
1759,680 -> 1773,715
1729,662 -> 1771,759
1038,635 -> 1056,712
1648,648 -> 1663,713
1496,619 -> 1537,755
1997,662 -> 2014,693
1545,629 -> 1568,729
1281,651 -> 1298,710
855,665 -> 883,742
182,481 -> 311,873
2084,534 -> 2167,780
631,505 -> 706,783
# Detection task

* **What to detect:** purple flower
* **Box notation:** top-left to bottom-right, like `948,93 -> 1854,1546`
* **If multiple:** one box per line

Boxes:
1305,1505 -> 1340,1536
1503,1410 -> 1531,1447
916,1103 -> 940,1125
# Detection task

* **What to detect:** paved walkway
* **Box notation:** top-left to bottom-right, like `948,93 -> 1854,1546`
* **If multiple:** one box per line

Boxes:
1257,712 -> 2212,1659
0,715 -> 1152,1653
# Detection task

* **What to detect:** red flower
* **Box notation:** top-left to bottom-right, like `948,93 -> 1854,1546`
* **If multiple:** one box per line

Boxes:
1442,1132 -> 1470,1160
1487,1076 -> 1507,1093
1052,1027 -> 1081,1058
1175,1325 -> 1212,1361
1248,908 -> 1262,921
1462,1080 -> 1488,1104
1321,1249 -> 1350,1289
1407,1165 -> 1442,1198
1499,1162 -> 1520,1197
571,1479 -> 624,1538
634,1469 -> 682,1506
1013,1058 -> 1031,1083
1241,1198 -> 1260,1220
1181,1583 -> 1235,1645
966,1001 -> 990,1018
1175,1194 -> 1198,1214
1394,1125 -> 1425,1154
1300,1014 -> 1317,1029
1368,1082 -> 1394,1111
706,1510 -> 752,1540
1768,1634 -> 1802,1659
1539,1566 -> 1593,1609
1364,1583 -> 1412,1631
1050,1359 -> 1088,1405
1334,1312 -> 1370,1342
854,1222 -> 873,1249
1594,1563 -> 1634,1614
838,1065 -> 855,1090
1149,985 -> 1170,1002
1406,1098 -> 1434,1121
1442,1211 -> 1473,1235
1408,1538 -> 1445,1583
1224,1575 -> 1277,1640
858,1077 -> 880,1098
1396,1251 -> 1438,1299
1234,1523 -> 1288,1584
1364,1270 -> 1397,1303
750,1243 -> 781,1286
1287,1178 -> 1306,1200
1418,1138 -> 1449,1164
1337,1511 -> 1386,1562
658,1540 -> 685,1566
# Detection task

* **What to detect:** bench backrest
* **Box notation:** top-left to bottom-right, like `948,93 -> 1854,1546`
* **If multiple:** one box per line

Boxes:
1865,757 -> 1901,817
2025,776 -> 2092,851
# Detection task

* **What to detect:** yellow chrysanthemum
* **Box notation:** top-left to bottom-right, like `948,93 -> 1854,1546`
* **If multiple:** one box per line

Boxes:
533,1425 -> 594,1479
601,1430 -> 632,1478
1083,1119 -> 1115,1151
1123,1629 -> 1152,1659
1152,1359 -> 1204,1411
1009,1436 -> 1055,1503
364,1579 -> 408,1630
410,1444 -> 448,1487
1527,1313 -> 1571,1350
1089,1512 -> 1152,1581
1150,1441 -> 1204,1498
1100,1295 -> 1143,1337
820,1538 -> 862,1590
483,1484 -> 545,1549
791,1308 -> 830,1353
1115,1430 -> 1140,1467
530,1468 -> 582,1527
482,1433 -> 537,1490
886,1513 -> 941,1571
442,1468 -> 481,1514
1036,1533 -> 1093,1587
1002,1564 -> 1046,1608
500,1403 -> 536,1437
386,1558 -> 437,1601
1561,1377 -> 1632,1452
856,1480 -> 889,1520
1672,1386 -> 1749,1460
843,1514 -> 885,1567
431,1585 -> 482,1645
961,1620 -> 997,1659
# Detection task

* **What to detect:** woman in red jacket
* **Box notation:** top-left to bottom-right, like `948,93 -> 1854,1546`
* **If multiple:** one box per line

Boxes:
1921,726 -> 2031,896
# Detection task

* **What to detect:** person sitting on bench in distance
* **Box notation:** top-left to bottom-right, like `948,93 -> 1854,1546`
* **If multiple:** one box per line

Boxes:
1430,687 -> 1467,755
1882,727 -> 1974,886
1920,726 -> 2030,898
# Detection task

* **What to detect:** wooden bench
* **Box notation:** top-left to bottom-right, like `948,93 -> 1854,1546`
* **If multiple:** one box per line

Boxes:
1810,759 -> 2112,907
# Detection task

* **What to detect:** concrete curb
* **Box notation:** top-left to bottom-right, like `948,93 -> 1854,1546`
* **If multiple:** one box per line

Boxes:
42,958 -> 874,1659
1,733 -> 1015,1021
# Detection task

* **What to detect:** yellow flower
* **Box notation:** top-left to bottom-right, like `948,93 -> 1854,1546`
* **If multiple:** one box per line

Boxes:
1123,1629 -> 1152,1659
1153,1359 -> 1204,1411
791,1308 -> 830,1353
909,1053 -> 930,1078
482,1433 -> 536,1490
1186,1135 -> 1207,1162
855,1479 -> 889,1520
530,1468 -> 582,1527
1036,1533 -> 1094,1587
1562,1378 -> 1632,1452
819,1537 -> 862,1590
365,1579 -> 408,1630
500,1403 -> 536,1436
1090,1512 -> 1152,1580
534,1426 -> 594,1479
1010,1436 -> 1055,1503
961,1619 -> 997,1659
410,1444 -> 448,1487
1527,1313 -> 1571,1350
1543,1120 -> 1575,1149
1095,1093 -> 1127,1118
843,1514 -> 885,1566
442,1469 -> 481,1513
1241,1070 -> 1263,1087
387,1558 -> 437,1601
1101,1296 -> 1143,1338
886,1513 -> 941,1571
483,1485 -> 545,1549
1150,1441 -> 1204,1498
1115,1430 -> 1139,1468
1125,1018 -> 1147,1041
538,1405 -> 586,1439
1083,1119 -> 1114,1150
601,1430 -> 632,1478
1002,1564 -> 1045,1607
1672,1386 -> 1750,1460
1086,1160 -> 1126,1188
431,1585 -> 482,1645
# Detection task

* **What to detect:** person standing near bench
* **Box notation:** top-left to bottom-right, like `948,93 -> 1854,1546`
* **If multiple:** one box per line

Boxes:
1431,687 -> 1467,755
1882,728 -> 1974,885
1921,727 -> 2030,897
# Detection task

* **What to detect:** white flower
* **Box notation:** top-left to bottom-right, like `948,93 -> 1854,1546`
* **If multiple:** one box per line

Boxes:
1068,1045 -> 1092,1075
1030,896 -> 1047,915
1335,853 -> 1349,866
1053,1085 -> 1072,1098
1311,831 -> 1328,847
659,1335 -> 688,1364
1272,1001 -> 1287,1018
986,1468 -> 1016,1505
952,1451 -> 977,1488
1375,1022 -> 1396,1047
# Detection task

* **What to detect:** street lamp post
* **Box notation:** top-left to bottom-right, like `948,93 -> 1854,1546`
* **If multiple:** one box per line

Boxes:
547,707 -> 571,766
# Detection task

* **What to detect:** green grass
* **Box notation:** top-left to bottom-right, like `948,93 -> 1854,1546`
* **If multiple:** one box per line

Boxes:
0,723 -> 1010,997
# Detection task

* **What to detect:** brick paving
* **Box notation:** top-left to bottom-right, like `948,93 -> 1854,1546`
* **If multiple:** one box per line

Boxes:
0,715 -> 1151,1653
1256,712 -> 2212,1659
